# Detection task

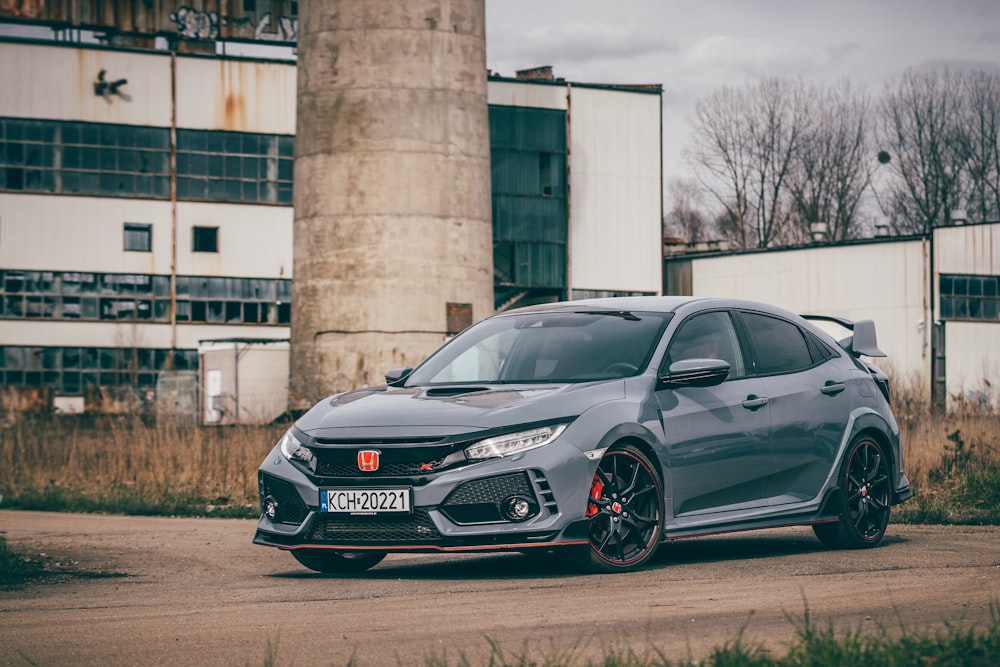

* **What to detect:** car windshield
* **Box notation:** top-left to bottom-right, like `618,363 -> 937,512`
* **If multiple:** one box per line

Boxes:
406,310 -> 672,385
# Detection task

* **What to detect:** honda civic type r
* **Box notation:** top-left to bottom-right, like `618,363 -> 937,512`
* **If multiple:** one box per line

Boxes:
254,296 -> 912,574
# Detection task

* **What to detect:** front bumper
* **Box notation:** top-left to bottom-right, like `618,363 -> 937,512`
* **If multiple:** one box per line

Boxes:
252,437 -> 596,553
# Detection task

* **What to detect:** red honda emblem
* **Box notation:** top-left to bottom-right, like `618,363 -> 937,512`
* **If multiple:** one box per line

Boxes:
357,449 -> 380,472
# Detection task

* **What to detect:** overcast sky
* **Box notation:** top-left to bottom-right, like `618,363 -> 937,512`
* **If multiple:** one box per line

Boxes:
485,0 -> 1000,187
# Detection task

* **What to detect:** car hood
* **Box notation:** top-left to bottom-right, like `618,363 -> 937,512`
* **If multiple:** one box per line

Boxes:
295,381 -> 625,439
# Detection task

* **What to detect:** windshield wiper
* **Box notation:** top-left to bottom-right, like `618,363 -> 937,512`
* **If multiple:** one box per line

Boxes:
577,310 -> 640,321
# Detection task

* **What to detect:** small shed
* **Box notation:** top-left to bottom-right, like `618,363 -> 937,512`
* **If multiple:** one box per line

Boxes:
198,338 -> 289,425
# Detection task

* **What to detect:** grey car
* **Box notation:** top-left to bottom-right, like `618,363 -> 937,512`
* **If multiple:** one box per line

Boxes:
254,296 -> 912,573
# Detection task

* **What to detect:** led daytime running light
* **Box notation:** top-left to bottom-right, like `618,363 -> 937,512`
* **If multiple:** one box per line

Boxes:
465,424 -> 567,460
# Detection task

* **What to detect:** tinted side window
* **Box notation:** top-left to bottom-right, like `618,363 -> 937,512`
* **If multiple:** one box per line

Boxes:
665,311 -> 746,379
740,312 -> 812,375
803,328 -> 838,363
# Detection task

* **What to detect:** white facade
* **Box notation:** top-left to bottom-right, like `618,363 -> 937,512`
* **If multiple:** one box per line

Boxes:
1,34 -> 664,413
666,221 -> 1000,411
688,239 -> 930,382
934,224 -> 1000,407
488,79 -> 664,296
568,86 -> 662,295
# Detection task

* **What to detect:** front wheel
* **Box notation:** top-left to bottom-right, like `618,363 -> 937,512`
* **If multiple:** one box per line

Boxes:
813,436 -> 891,549
291,549 -> 386,573
573,444 -> 663,573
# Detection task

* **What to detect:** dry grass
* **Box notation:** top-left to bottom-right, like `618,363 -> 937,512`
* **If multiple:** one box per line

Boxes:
0,387 -> 997,520
0,415 -> 285,515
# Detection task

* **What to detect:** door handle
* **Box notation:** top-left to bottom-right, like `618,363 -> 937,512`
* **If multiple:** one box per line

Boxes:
742,395 -> 769,411
821,381 -> 846,396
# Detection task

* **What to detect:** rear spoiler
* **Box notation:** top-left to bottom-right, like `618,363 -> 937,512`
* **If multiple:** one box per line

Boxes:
800,315 -> 886,358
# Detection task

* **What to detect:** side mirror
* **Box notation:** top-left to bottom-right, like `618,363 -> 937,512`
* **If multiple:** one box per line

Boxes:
384,367 -> 414,386
658,358 -> 730,389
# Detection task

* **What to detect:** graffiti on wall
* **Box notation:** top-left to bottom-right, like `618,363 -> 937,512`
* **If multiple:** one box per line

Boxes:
254,12 -> 297,42
169,6 -> 220,40
169,5 -> 297,43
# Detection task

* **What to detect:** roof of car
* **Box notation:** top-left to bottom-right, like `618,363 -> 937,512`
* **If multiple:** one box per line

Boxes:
505,295 -> 729,315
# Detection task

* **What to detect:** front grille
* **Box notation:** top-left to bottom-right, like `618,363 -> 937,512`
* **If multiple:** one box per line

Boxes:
306,510 -> 441,543
317,456 -> 449,477
311,441 -> 466,478
259,473 -> 309,525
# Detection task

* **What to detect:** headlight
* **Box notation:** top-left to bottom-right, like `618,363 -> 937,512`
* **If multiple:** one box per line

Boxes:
464,424 -> 568,461
279,430 -> 315,469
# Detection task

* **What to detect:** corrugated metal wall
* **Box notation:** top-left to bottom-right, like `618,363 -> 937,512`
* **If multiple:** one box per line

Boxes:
0,41 -> 171,125
568,86 -> 662,295
687,240 -> 931,385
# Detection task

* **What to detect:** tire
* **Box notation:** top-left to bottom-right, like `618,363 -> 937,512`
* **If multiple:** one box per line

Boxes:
813,436 -> 892,549
291,549 -> 387,573
572,444 -> 663,573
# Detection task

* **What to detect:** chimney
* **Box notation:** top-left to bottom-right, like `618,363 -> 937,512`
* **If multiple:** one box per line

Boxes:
809,221 -> 828,244
515,66 -> 554,81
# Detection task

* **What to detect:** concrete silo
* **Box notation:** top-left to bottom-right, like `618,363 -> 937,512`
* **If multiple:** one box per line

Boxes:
290,0 -> 494,406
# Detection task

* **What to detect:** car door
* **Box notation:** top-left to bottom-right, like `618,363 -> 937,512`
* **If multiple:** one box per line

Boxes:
655,310 -> 772,517
736,310 -> 852,506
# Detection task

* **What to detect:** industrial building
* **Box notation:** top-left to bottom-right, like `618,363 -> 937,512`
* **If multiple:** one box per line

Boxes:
664,220 -> 1000,412
0,4 -> 663,420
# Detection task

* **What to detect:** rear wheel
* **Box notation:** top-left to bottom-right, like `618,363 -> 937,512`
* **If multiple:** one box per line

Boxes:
291,549 -> 386,573
573,444 -> 663,573
813,436 -> 891,549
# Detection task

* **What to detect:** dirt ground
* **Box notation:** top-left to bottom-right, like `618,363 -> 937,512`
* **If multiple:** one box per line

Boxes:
1,510 -> 998,666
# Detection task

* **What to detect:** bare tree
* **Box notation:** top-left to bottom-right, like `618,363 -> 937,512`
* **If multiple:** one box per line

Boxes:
664,178 -> 711,243
787,80 -> 873,242
688,85 -> 753,248
877,68 -> 969,233
959,69 -> 1000,222
689,77 -> 808,248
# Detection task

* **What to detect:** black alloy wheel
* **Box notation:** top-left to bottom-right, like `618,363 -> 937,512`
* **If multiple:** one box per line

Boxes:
291,549 -> 387,573
814,436 -> 892,549
576,444 -> 663,573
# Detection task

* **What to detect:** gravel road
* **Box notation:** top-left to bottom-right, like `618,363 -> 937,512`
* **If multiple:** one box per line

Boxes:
1,510 -> 998,666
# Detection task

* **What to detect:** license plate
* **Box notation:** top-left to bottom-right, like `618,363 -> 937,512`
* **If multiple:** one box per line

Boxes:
320,488 -> 411,515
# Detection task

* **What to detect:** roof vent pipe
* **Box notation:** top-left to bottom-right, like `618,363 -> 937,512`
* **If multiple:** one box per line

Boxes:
809,221 -> 828,243
874,216 -> 890,237
950,209 -> 967,226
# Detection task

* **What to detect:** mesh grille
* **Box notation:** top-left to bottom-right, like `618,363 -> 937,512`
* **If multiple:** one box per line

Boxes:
445,473 -> 533,505
312,442 -> 462,478
306,510 -> 440,543
260,473 -> 309,525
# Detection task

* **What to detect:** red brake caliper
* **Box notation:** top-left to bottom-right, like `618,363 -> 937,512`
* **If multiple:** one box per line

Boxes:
586,477 -> 604,517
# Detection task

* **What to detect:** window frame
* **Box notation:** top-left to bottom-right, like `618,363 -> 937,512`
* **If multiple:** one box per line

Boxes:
123,222 -> 152,252
735,310 -> 819,377
192,226 -> 219,253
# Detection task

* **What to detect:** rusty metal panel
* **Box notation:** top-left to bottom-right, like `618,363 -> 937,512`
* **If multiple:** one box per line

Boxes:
0,41 -> 172,126
174,55 -> 296,133
446,302 -> 473,335
0,1 -> 298,41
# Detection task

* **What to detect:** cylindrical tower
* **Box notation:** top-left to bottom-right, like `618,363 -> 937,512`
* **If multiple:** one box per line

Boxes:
290,0 -> 494,406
